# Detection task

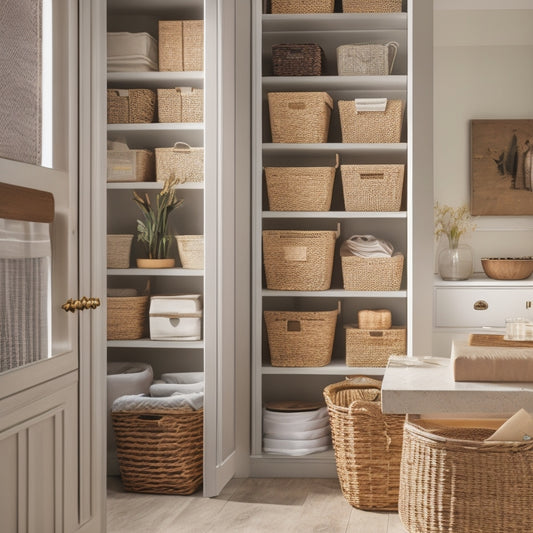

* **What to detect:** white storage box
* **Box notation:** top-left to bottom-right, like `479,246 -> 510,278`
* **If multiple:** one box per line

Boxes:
107,32 -> 158,71
149,294 -> 202,341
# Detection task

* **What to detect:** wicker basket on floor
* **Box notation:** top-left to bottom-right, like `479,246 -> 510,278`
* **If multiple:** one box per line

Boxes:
158,20 -> 204,72
342,253 -> 403,291
107,294 -> 149,340
107,89 -> 156,124
272,43 -> 326,76
345,325 -> 406,367
155,142 -> 204,183
157,88 -> 203,123
338,99 -> 404,143
323,377 -> 404,510
265,155 -> 338,212
341,164 -> 404,212
264,305 -> 339,367
263,229 -> 338,291
112,408 -> 203,495
268,92 -> 333,143
271,0 -> 334,13
399,417 -> 533,533
342,0 -> 402,12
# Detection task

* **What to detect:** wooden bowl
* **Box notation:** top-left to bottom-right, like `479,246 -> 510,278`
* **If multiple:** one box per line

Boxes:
481,258 -> 533,280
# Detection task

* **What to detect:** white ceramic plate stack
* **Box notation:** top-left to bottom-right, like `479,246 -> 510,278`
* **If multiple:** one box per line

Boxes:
262,402 -> 331,456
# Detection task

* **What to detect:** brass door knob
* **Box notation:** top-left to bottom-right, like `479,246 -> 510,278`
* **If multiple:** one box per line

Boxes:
62,297 -> 101,313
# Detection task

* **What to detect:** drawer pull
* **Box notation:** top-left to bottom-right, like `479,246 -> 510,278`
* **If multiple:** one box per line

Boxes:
527,301 -> 532,310
473,300 -> 488,311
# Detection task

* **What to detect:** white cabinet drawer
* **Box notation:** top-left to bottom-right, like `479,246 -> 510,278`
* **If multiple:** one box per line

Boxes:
434,287 -> 533,328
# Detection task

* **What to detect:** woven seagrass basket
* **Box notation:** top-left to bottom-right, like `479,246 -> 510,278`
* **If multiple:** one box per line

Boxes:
337,42 -> 398,76
158,20 -> 204,72
155,142 -> 204,183
265,155 -> 338,212
342,0 -> 402,12
342,253 -> 404,291
107,89 -> 156,124
268,92 -> 333,143
338,99 -> 404,143
323,377 -> 404,510
176,235 -> 204,269
341,164 -> 404,212
107,234 -> 133,269
358,309 -> 392,330
345,325 -> 406,367
264,304 -> 339,367
157,88 -> 203,123
112,408 -> 203,495
263,229 -> 338,291
107,149 -> 155,182
271,0 -> 334,13
107,293 -> 149,340
399,417 -> 533,533
272,43 -> 325,76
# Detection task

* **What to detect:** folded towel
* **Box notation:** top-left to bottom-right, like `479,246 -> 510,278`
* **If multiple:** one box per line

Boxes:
149,381 -> 204,397
160,372 -> 204,384
112,391 -> 204,412
340,235 -> 394,258
485,408 -> 533,442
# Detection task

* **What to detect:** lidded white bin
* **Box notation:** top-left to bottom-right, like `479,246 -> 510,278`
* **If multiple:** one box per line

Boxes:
107,32 -> 158,71
149,294 -> 202,340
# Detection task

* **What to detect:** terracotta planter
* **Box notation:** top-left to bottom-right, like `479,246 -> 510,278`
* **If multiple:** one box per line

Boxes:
136,258 -> 175,269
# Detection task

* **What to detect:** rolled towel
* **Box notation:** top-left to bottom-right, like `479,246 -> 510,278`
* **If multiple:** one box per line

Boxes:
112,391 -> 204,412
340,235 -> 393,258
149,381 -> 204,397
160,372 -> 204,384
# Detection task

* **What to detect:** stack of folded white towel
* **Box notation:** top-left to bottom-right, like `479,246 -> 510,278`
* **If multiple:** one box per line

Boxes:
112,372 -> 204,412
340,234 -> 394,258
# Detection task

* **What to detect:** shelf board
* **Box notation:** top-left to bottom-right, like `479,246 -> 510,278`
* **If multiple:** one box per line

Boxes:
108,71 -> 204,88
107,268 -> 203,276
262,75 -> 407,91
263,211 -> 406,219
108,123 -> 204,132
107,182 -> 204,190
262,13 -> 407,32
434,273 -> 533,287
262,143 -> 407,155
262,362 -> 386,376
262,289 -> 407,297
107,339 -> 204,349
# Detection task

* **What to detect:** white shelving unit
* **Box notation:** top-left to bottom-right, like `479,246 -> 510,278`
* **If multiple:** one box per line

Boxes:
251,0 -> 434,477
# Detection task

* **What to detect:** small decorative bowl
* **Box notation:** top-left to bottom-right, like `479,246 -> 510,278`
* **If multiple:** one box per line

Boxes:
481,257 -> 533,280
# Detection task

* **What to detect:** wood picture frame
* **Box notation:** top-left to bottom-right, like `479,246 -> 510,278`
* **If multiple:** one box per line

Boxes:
471,119 -> 533,216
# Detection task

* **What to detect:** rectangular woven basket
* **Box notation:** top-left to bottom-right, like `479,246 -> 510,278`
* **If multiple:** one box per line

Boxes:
271,0 -> 334,13
112,409 -> 203,495
264,306 -> 339,367
323,377 -> 404,510
155,142 -> 204,183
107,234 -> 133,269
157,88 -> 203,123
272,44 -> 325,76
107,294 -> 149,340
262,229 -> 338,291
158,20 -> 204,72
107,149 -> 155,182
342,0 -> 402,12
107,89 -> 156,124
341,164 -> 404,212
268,92 -> 333,143
176,235 -> 204,269
342,253 -> 403,291
399,417 -> 533,533
345,325 -> 406,367
338,99 -> 404,143
264,156 -> 338,211
337,42 -> 398,76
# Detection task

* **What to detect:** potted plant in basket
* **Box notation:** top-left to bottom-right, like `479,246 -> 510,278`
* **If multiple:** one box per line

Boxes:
133,175 -> 184,268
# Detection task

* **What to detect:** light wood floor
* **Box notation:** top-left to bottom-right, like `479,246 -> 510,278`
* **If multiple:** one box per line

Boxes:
107,476 -> 407,533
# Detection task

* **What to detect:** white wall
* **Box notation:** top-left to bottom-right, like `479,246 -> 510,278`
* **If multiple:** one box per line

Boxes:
434,6 -> 533,271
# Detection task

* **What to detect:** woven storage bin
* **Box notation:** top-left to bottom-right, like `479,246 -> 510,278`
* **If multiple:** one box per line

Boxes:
176,235 -> 204,269
399,417 -> 533,533
323,377 -> 404,510
155,142 -> 204,183
158,20 -> 204,72
272,44 -> 325,76
265,156 -> 338,212
338,99 -> 404,143
107,234 -> 133,269
107,89 -> 156,124
268,92 -> 333,143
107,294 -> 149,340
358,309 -> 391,330
107,149 -> 155,182
342,0 -> 402,12
341,164 -> 404,212
263,229 -> 338,291
345,325 -> 406,367
157,88 -> 203,123
337,42 -> 398,76
341,253 -> 404,291
112,409 -> 203,495
271,0 -> 334,13
264,305 -> 339,367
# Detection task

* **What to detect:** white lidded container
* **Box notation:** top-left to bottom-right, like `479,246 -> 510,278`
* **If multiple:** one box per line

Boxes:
149,294 -> 202,341
107,32 -> 158,71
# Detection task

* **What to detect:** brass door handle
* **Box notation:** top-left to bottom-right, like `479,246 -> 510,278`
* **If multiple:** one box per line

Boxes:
62,297 -> 101,313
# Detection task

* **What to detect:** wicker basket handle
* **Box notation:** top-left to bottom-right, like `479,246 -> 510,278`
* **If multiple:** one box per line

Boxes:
172,142 -> 192,152
344,375 -> 382,390
354,98 -> 387,113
